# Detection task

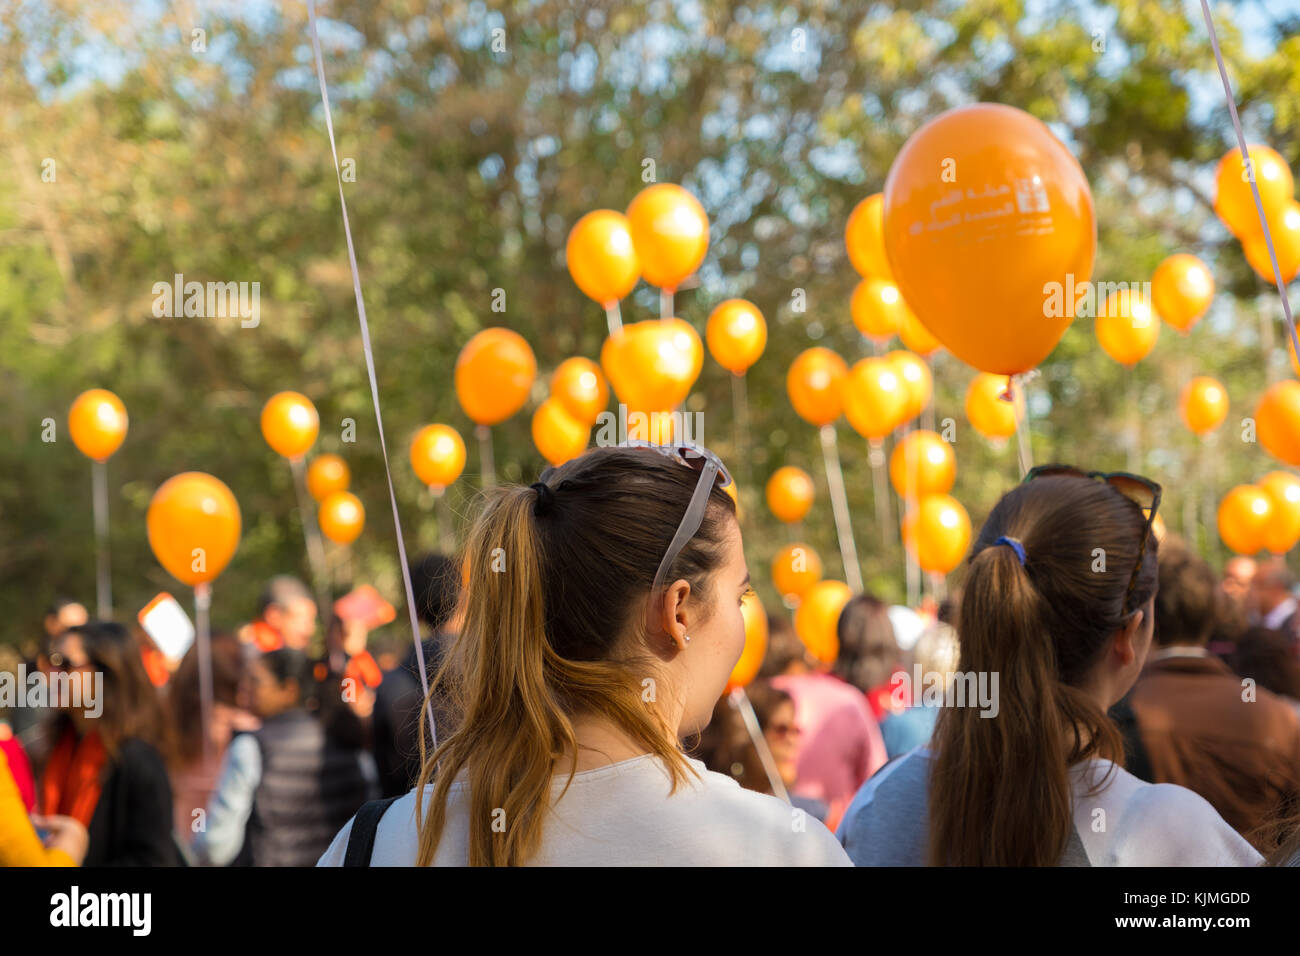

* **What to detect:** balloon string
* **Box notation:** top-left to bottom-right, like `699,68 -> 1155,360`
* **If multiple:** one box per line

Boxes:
288,455 -> 331,614
476,424 -> 496,487
730,372 -> 750,487
729,687 -> 789,803
1013,375 -> 1034,478
869,438 -> 891,551
195,582 -> 214,769
901,422 -> 920,610
1198,0 -> 1299,364
306,0 -> 437,758
604,302 -> 623,336
819,424 -> 864,592
92,459 -> 111,618
660,288 -> 673,320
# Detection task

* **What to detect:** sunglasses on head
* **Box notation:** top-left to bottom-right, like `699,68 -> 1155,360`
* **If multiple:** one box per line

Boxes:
618,440 -> 733,598
1022,464 -> 1162,614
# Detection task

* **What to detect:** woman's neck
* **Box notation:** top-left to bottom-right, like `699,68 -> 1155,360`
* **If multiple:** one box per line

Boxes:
566,714 -> 657,772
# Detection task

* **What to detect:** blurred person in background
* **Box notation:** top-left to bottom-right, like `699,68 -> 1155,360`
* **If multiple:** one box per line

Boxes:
1229,627 -> 1300,721
10,598 -> 89,749
833,593 -> 904,722
1,745 -> 87,867
194,648 -> 375,866
372,553 -> 462,797
879,622 -> 960,760
167,631 -> 260,854
0,645 -> 37,814
1222,555 -> 1257,617
1250,558 -> 1300,643
40,622 -> 180,865
240,576 -> 318,654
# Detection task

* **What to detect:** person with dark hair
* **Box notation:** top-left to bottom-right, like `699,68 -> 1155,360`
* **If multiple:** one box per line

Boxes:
240,576 -> 318,653
319,444 -> 850,866
1229,626 -> 1300,715
372,554 -> 462,797
166,632 -> 259,851
839,467 -> 1258,866
1130,542 -> 1300,850
194,648 -> 375,866
1250,557 -> 1300,641
40,621 -> 180,865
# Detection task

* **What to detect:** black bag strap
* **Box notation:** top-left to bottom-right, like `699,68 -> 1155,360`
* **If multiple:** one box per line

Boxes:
342,796 -> 401,867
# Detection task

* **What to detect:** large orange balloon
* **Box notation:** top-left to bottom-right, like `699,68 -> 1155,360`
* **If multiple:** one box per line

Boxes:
1257,380 -> 1300,466
845,193 -> 894,281
566,210 -> 641,305
903,494 -> 972,575
883,103 -> 1095,375
1214,145 -> 1294,239
601,318 -> 703,411
706,299 -> 767,374
261,391 -> 319,460
1259,471 -> 1300,554
1179,377 -> 1228,436
844,357 -> 907,440
532,398 -> 589,466
455,328 -> 537,426
625,184 -> 709,290
410,424 -> 466,489
319,491 -> 365,545
966,373 -> 1024,440
772,543 -> 823,600
551,357 -> 608,425
1217,485 -> 1274,555
850,278 -> 905,343
766,466 -> 815,524
306,454 -> 350,502
1242,202 -> 1300,283
886,350 -> 932,423
1096,288 -> 1158,366
68,389 -> 128,462
1152,254 -> 1215,333
890,430 -> 955,498
147,472 -> 241,586
726,590 -> 769,693
787,348 -> 848,427
794,580 -> 851,664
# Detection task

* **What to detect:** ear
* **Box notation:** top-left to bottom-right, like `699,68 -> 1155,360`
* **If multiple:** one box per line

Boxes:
1112,609 -> 1145,667
653,579 -> 692,651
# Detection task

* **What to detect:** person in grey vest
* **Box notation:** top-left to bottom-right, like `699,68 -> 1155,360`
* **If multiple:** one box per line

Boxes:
194,648 -> 375,866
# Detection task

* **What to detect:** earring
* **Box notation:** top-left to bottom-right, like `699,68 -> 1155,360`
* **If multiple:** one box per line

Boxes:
684,634 -> 691,643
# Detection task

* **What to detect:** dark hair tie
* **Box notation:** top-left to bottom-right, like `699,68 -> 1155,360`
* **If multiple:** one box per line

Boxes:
530,481 -> 555,518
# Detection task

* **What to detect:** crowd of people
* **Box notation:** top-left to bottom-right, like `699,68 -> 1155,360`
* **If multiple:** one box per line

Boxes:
4,443 -> 1300,866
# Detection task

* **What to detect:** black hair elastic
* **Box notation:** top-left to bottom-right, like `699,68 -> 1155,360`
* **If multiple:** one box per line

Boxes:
530,481 -> 555,518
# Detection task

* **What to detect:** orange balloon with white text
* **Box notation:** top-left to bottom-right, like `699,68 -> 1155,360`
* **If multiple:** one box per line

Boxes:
766,466 -> 815,524
725,590 -> 769,693
566,210 -> 641,305
883,103 -> 1095,375
1179,377 -> 1228,436
787,348 -> 848,427
625,184 -> 709,291
1218,485 -> 1274,555
455,328 -> 537,426
772,543 -> 824,600
69,389 -> 128,462
1152,254 -> 1215,333
794,580 -> 851,664
890,431 -> 956,499
147,472 -> 241,586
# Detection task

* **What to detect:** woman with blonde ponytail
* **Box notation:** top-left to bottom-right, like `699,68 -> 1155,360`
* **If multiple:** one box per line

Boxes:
839,467 -> 1260,867
319,443 -> 850,866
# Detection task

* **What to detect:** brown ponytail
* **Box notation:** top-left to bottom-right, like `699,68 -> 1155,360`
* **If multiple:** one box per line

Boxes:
927,475 -> 1157,866
414,446 -> 736,866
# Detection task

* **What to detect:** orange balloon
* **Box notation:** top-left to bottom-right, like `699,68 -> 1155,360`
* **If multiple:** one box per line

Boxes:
883,103 -> 1095,375
455,328 -> 537,426
706,299 -> 767,374
1217,485 -> 1274,555
1151,512 -> 1167,544
566,210 -> 641,305
622,407 -> 682,444
319,491 -> 365,545
1242,202 -> 1300,283
896,305 -> 941,356
903,494 -> 972,575
725,589 -> 769,693
765,466 -> 815,524
551,357 -> 608,425
68,389 -> 128,462
601,318 -> 702,412
772,543 -> 824,600
723,479 -> 741,521
966,373 -> 1023,440
625,184 -> 709,290
306,454 -> 350,502
845,194 -> 894,281
1096,288 -> 1159,366
410,424 -> 466,489
260,391 -> 319,460
886,350 -> 933,423
1257,380 -> 1300,466
1152,254 -> 1215,333
844,357 -> 907,440
794,580 -> 851,664
890,431 -> 956,499
146,472 -> 241,586
1179,377 -> 1228,436
532,398 -> 589,466
850,278 -> 905,343
1214,145 -> 1295,239
786,348 -> 848,427
1259,471 -> 1300,554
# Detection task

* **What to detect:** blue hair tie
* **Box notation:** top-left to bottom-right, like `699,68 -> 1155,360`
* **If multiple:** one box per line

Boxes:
993,535 -> 1027,566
